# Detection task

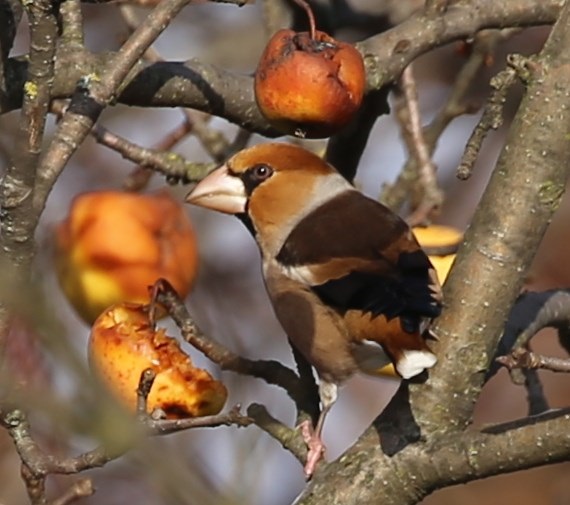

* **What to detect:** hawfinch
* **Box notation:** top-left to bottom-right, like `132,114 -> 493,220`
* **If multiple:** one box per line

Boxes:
186,143 -> 442,477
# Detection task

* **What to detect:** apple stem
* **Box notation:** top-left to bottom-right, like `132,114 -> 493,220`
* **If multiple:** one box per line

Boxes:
292,0 -> 316,40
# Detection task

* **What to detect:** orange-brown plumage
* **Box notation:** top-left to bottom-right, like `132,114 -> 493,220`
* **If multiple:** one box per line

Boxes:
186,142 -> 442,477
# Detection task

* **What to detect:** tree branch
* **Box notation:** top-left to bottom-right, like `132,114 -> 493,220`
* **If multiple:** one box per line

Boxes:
411,0 -> 570,437
153,280 -> 309,410
49,479 -> 94,505
90,123 -> 215,184
498,348 -> 570,373
360,0 -> 562,91
393,64 -> 443,225
381,28 -> 517,209
0,0 -> 22,111
457,64 -> 517,180
0,0 -> 57,276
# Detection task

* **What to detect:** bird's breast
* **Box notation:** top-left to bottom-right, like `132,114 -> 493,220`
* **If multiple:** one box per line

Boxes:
263,261 -> 358,383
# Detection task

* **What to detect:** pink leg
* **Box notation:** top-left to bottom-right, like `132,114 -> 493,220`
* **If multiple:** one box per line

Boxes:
298,380 -> 338,479
299,420 -> 326,479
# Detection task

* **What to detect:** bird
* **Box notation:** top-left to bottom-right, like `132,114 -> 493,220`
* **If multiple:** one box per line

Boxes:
186,142 -> 442,477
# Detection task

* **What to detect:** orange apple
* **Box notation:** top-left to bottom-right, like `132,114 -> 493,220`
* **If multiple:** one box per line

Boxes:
254,29 -> 365,138
89,303 -> 227,418
55,190 -> 198,324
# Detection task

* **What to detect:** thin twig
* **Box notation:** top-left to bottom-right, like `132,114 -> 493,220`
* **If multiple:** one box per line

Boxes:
147,404 -> 253,435
522,369 -> 549,416
0,0 -> 22,90
129,359 -> 303,462
59,0 -> 84,48
497,348 -> 570,373
1,0 -> 58,276
326,88 -> 390,183
122,119 -> 195,190
136,368 -> 157,416
456,66 -> 517,180
49,479 -> 94,505
91,123 -> 215,184
379,29 -> 517,210
120,3 -> 241,165
291,0 -> 316,39
152,280 -> 307,406
492,289 -> 570,386
0,398 -> 250,505
393,65 -> 443,226
247,403 -> 308,464
181,109 -> 232,163
0,409 -> 115,475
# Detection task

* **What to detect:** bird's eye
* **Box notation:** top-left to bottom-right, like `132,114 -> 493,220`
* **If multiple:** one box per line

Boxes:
251,164 -> 273,181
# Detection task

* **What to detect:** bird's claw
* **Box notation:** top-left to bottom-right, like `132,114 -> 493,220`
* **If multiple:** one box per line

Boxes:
297,420 -> 326,479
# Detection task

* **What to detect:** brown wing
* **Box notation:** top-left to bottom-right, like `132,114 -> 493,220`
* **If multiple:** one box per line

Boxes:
276,190 -> 442,333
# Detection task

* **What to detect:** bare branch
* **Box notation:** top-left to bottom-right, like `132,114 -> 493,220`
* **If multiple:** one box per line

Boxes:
497,348 -> 570,373
0,0 -> 22,108
59,0 -> 84,48
121,119 -> 196,190
381,29 -> 517,210
146,404 -> 253,435
429,410 -> 570,487
409,2 -> 570,437
49,479 -> 94,505
120,4 -> 244,164
153,280 -> 307,406
297,407 -> 570,504
325,88 -> 390,182
393,64 -> 443,226
457,65 -> 517,180
247,403 -> 308,464
136,368 -> 157,417
90,123 -> 215,184
360,0 -> 562,91
0,0 -> 58,276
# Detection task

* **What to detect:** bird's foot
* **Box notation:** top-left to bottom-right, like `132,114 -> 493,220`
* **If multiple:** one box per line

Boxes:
298,420 -> 326,479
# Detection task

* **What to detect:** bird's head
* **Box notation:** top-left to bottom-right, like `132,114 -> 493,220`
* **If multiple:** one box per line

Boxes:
186,143 -> 353,256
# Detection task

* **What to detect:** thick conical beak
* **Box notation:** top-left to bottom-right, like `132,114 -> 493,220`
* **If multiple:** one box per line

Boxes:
185,165 -> 247,214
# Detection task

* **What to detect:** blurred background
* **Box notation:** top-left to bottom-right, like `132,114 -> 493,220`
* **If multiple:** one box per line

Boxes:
0,1 -> 569,504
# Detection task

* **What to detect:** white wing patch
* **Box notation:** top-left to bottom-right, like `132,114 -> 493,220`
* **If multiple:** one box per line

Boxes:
278,263 -> 320,285
396,350 -> 437,379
